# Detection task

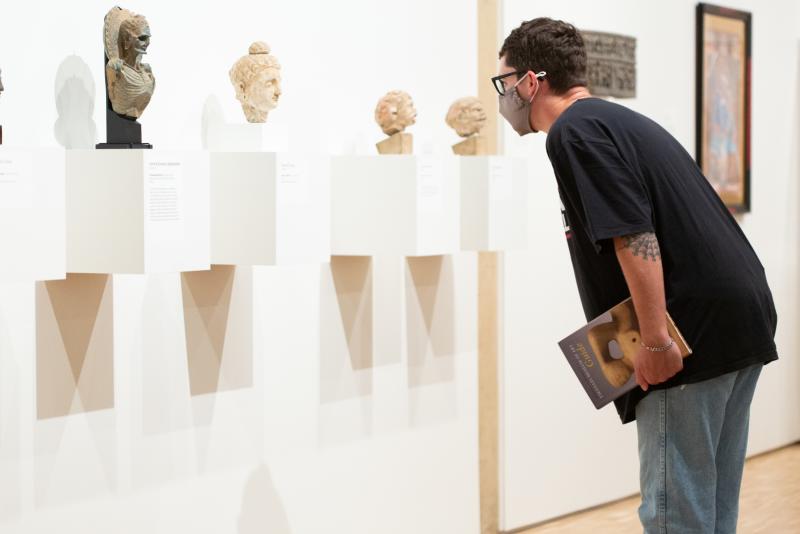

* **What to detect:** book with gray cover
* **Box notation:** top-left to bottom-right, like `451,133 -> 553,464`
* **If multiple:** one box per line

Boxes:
558,298 -> 692,409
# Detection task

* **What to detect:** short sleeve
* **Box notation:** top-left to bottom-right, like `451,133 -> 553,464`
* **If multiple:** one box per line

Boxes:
558,138 -> 654,252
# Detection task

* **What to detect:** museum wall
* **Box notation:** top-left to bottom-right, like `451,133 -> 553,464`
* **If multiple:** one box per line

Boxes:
0,1 -> 481,533
500,0 -> 800,530
2,1 -> 798,532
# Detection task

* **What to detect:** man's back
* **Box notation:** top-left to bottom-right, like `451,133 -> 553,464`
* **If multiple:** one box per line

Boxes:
546,98 -> 777,421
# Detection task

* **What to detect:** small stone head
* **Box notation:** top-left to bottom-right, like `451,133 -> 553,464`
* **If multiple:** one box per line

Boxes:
446,96 -> 487,138
118,14 -> 151,66
375,90 -> 417,136
229,42 -> 282,123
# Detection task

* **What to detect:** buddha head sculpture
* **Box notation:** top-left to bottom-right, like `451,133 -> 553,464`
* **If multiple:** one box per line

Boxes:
375,90 -> 417,136
103,6 -> 155,119
229,42 -> 282,123
446,97 -> 487,138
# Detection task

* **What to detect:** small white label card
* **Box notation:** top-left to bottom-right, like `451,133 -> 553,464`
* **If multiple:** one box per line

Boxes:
488,156 -> 513,207
277,155 -> 310,207
488,157 -> 514,245
417,157 -> 444,214
0,150 -> 34,208
145,157 -> 184,241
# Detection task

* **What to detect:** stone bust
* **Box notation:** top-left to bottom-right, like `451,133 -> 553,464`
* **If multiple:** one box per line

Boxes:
375,90 -> 417,136
103,6 -> 155,119
229,42 -> 282,123
446,97 -> 487,138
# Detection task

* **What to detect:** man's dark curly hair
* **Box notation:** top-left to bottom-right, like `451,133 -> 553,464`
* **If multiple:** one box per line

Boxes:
499,18 -> 588,95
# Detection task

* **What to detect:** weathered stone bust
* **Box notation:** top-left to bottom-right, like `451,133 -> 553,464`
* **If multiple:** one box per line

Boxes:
229,42 -> 282,123
375,90 -> 416,135
446,97 -> 486,138
103,6 -> 155,119
446,96 -> 488,156
375,90 -> 416,154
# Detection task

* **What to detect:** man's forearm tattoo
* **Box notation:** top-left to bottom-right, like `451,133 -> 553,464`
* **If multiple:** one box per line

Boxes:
621,232 -> 661,261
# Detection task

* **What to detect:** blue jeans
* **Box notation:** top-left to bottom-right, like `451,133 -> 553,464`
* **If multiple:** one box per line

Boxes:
636,364 -> 762,534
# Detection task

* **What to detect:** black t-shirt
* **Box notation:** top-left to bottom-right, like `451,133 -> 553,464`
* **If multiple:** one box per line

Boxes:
545,98 -> 778,424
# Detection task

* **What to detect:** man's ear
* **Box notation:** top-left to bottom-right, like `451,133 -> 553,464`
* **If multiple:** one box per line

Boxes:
536,76 -> 552,96
514,70 -> 533,95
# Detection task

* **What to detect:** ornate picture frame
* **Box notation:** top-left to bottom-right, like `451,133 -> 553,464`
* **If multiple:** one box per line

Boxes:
696,3 -> 752,213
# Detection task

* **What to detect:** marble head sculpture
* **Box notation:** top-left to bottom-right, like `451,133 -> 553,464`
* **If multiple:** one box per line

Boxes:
445,96 -> 488,155
374,90 -> 416,154
229,42 -> 282,123
446,97 -> 487,138
103,6 -> 155,119
375,90 -> 417,135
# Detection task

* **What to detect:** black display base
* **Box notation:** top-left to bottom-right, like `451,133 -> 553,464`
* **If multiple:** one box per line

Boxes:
96,142 -> 153,149
98,104 -> 152,149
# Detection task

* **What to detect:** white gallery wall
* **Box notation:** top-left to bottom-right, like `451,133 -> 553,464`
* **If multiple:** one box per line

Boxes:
0,1 -> 480,533
500,0 -> 800,530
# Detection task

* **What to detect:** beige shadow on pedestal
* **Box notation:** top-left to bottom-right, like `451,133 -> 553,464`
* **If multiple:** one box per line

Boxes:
330,256 -> 374,374
181,265 -> 253,396
405,256 -> 456,387
405,256 -> 458,427
36,274 -> 114,419
318,257 -> 375,444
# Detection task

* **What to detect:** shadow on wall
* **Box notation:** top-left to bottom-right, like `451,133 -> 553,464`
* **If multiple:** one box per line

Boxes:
181,265 -> 254,397
53,55 -> 97,149
238,465 -> 292,534
319,256 -> 375,403
405,255 -> 458,427
0,289 -> 22,523
201,95 -> 224,150
405,255 -> 456,388
36,274 -> 114,419
331,256 -> 374,373
318,258 -> 375,445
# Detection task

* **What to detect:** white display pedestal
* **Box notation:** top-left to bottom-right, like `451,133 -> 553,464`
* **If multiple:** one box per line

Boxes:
206,122 -> 289,153
66,150 -> 210,274
0,147 -> 65,281
460,156 -> 528,251
210,152 -> 330,265
331,155 -> 459,256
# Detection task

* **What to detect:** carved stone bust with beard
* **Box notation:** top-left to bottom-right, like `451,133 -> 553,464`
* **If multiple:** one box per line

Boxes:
104,7 -> 155,119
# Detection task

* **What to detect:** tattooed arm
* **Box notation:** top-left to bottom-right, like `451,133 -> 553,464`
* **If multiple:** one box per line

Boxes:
613,232 -> 683,389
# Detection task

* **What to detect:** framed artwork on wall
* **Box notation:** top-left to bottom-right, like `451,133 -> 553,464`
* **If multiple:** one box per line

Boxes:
696,3 -> 752,213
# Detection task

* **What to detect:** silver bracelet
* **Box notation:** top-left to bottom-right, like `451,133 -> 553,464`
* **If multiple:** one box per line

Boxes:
641,338 -> 675,352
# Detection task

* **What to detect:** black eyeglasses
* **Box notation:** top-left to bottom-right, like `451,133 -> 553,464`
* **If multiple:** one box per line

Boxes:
491,70 -> 528,96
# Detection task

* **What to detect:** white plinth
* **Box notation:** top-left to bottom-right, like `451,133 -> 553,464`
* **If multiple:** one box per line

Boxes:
206,122 -> 289,153
460,156 -> 528,251
331,155 -> 460,256
210,152 -> 330,265
0,147 -> 65,281
66,150 -> 210,274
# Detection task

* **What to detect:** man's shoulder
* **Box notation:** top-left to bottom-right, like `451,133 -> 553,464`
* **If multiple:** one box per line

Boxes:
552,98 -> 652,146
548,99 -> 613,148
